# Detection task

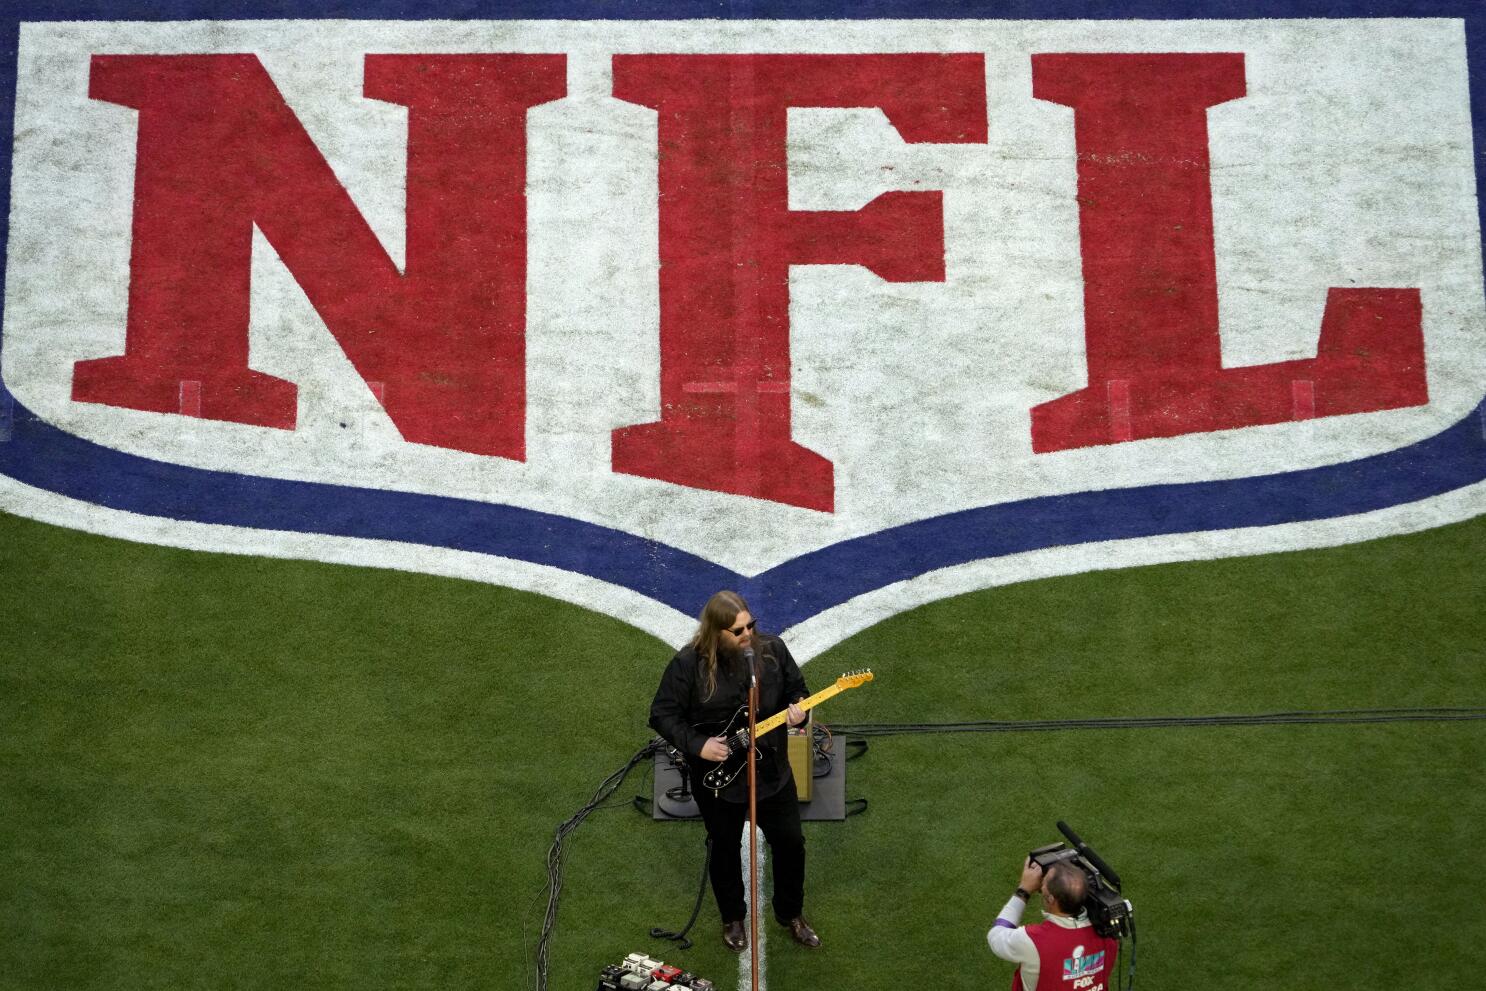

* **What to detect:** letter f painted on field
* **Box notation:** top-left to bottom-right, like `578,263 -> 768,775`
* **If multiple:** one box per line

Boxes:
609,54 -> 990,512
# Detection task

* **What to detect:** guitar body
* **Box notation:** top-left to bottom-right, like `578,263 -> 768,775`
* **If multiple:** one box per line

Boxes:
694,706 -> 764,792
691,669 -> 873,794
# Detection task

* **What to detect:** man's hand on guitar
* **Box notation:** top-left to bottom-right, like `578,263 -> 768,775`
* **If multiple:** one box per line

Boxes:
786,703 -> 806,727
700,736 -> 731,761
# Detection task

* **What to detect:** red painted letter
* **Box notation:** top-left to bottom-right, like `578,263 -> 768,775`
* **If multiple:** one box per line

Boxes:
1029,53 -> 1427,453
74,54 -> 566,458
611,54 -> 988,512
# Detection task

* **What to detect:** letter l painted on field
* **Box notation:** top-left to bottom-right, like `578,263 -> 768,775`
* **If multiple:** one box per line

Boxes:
1030,53 -> 1427,453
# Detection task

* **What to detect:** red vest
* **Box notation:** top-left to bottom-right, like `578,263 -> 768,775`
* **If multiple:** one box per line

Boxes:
1011,919 -> 1119,991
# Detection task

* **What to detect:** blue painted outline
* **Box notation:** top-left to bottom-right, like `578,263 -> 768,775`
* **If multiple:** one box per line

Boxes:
2,2 -> 1484,630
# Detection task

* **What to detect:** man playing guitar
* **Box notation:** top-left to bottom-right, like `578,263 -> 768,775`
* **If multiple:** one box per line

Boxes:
648,590 -> 821,952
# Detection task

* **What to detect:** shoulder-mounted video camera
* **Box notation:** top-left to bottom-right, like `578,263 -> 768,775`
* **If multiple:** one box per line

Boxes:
1029,821 -> 1134,939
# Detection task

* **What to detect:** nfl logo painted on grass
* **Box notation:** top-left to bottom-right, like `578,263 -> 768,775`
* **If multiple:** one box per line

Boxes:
2,2 -> 1485,653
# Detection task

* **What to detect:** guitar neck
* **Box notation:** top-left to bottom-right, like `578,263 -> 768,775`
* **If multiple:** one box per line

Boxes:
754,683 -> 844,737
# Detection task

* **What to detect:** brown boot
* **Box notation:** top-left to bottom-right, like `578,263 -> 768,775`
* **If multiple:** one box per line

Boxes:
782,916 -> 821,948
722,919 -> 748,952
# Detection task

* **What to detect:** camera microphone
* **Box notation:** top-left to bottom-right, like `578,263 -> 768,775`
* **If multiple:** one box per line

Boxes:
1057,820 -> 1122,889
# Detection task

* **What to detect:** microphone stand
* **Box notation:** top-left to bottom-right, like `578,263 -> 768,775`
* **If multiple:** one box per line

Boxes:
746,649 -> 760,991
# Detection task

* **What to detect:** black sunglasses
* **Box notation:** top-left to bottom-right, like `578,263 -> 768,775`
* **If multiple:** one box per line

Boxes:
727,619 -> 757,636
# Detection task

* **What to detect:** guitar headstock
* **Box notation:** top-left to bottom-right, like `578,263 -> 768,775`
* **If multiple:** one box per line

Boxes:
835,669 -> 874,690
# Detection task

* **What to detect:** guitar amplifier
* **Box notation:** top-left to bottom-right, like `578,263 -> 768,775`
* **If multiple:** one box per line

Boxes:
787,712 -> 812,802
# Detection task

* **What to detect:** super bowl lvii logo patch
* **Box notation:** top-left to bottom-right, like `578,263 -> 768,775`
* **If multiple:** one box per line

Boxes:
1064,945 -> 1106,984
2,10 -> 1484,652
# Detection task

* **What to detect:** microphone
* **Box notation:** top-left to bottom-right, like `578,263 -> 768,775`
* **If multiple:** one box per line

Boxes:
1057,821 -> 1122,889
743,647 -> 757,684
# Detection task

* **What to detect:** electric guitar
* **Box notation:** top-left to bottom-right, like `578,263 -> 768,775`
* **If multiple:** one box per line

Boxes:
695,670 -> 873,792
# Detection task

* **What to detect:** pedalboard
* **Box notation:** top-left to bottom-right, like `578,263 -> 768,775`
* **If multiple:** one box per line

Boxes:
595,952 -> 715,991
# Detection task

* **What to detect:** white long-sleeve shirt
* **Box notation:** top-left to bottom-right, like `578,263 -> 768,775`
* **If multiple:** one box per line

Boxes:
986,895 -> 1095,991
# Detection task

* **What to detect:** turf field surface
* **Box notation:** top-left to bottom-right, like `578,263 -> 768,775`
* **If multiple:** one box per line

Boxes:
2,509 -> 1482,989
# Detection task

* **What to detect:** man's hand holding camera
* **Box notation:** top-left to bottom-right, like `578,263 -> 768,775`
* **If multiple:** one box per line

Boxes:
1017,858 -> 1044,900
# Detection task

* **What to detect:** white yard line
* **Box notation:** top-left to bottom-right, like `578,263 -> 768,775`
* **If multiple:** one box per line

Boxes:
738,826 -> 767,991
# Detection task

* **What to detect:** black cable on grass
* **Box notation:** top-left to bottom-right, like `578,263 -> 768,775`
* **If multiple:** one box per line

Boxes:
535,738 -> 662,991
832,706 -> 1486,738
649,836 -> 712,951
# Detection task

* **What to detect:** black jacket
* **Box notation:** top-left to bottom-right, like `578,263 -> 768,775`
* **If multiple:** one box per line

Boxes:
648,634 -> 808,801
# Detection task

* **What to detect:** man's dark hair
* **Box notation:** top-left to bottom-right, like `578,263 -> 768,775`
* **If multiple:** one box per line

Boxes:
1044,863 -> 1087,915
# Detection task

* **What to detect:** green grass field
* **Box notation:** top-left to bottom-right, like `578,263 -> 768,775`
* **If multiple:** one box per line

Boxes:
2,508 -> 1483,989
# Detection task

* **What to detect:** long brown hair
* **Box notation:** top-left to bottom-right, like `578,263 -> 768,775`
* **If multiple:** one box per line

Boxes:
690,590 -> 767,700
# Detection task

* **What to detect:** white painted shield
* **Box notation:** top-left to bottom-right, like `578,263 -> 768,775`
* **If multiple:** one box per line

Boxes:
3,17 -> 1484,653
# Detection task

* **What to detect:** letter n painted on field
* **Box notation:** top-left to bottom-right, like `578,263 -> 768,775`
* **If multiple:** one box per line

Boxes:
610,53 -> 988,512
1029,53 -> 1427,453
72,54 -> 566,459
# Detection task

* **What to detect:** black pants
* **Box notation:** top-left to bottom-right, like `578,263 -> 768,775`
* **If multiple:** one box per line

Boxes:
692,774 -> 806,925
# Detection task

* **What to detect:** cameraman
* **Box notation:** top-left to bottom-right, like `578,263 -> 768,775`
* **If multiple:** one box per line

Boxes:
988,858 -> 1120,991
